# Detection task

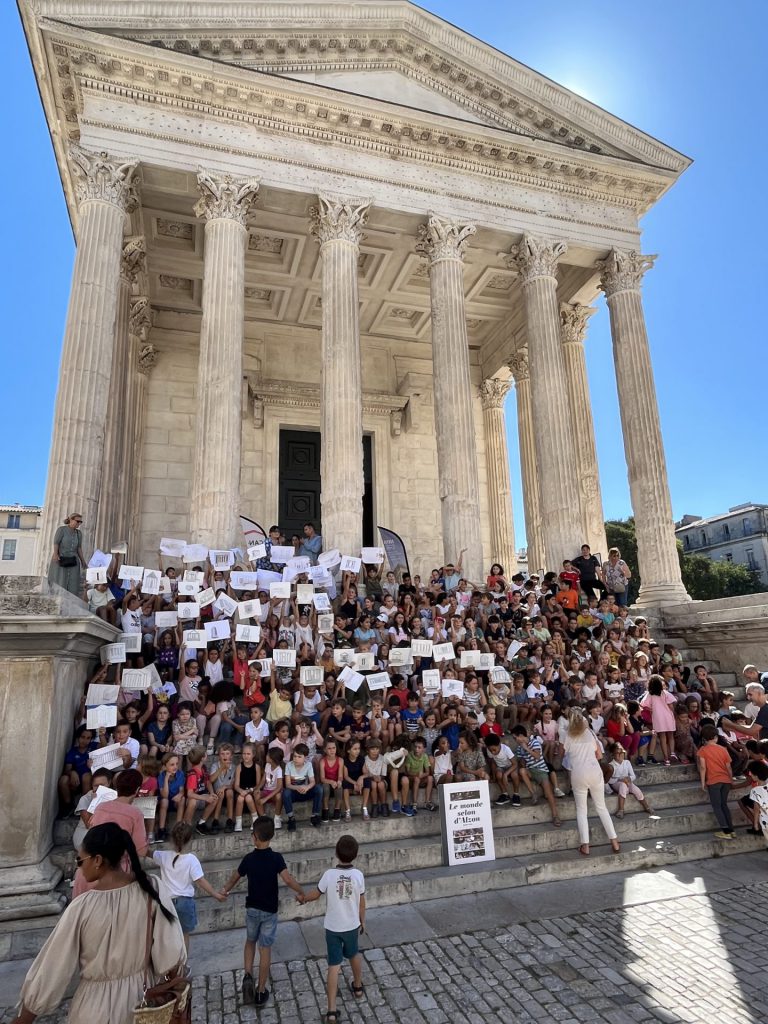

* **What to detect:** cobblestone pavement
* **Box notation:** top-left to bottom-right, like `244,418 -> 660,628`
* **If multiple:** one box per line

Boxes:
3,880 -> 767,1024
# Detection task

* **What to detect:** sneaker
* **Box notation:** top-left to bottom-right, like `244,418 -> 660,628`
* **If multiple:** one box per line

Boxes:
147,832 -> 156,844
225,818 -> 235,833
210,819 -> 221,833
287,816 -> 297,832
714,831 -> 734,840
647,756 -> 658,764
411,804 -> 418,815
156,828 -> 168,842
321,810 -> 330,824
254,988 -> 270,1007
274,816 -> 282,829
636,757 -> 645,767
345,809 -> 351,821
403,805 -> 415,817
195,822 -> 210,836
494,794 -> 511,806
310,814 -> 321,828
391,800 -> 402,814
670,753 -> 680,762
206,739 -> 215,756
733,775 -> 747,783
362,807 -> 370,821
370,805 -> 378,819
511,795 -> 522,807
242,973 -> 255,1005
332,809 -> 341,822
426,802 -> 437,812
381,803 -> 390,817
553,788 -> 566,798
234,817 -> 243,833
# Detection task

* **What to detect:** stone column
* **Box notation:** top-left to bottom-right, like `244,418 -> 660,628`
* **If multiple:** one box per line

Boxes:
310,194 -> 372,555
505,237 -> 583,571
95,236 -> 146,551
417,214 -> 484,583
509,349 -> 545,572
560,303 -> 608,559
597,250 -> 690,606
122,298 -> 155,552
479,378 -> 518,575
190,171 -> 259,549
38,145 -> 138,569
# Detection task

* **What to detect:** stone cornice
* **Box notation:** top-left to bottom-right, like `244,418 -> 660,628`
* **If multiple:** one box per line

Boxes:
249,379 -> 407,418
28,1 -> 690,175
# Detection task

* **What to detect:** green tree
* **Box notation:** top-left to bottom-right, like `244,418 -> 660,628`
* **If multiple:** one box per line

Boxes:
604,517 -> 765,603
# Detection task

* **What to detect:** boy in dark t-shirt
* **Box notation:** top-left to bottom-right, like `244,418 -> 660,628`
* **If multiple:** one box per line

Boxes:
221,816 -> 305,1008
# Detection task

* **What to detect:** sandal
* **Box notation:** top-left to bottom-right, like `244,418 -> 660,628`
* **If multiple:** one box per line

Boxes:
611,839 -> 621,854
350,983 -> 365,999
578,844 -> 590,856
324,1013 -> 340,1023
552,817 -> 562,828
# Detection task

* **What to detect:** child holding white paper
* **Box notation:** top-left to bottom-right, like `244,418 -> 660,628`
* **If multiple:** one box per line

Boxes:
57,726 -> 96,816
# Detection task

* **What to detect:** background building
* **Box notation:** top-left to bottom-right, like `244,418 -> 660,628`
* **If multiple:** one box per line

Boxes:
676,503 -> 768,585
0,505 -> 42,576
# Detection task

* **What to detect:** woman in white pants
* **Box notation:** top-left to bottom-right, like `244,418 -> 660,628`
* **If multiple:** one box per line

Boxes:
563,709 -> 620,856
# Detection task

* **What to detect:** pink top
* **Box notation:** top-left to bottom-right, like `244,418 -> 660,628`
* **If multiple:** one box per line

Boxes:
72,801 -> 148,898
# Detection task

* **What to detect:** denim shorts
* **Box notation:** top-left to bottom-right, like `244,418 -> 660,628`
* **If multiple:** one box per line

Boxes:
325,927 -> 359,967
246,908 -> 278,947
173,895 -> 198,934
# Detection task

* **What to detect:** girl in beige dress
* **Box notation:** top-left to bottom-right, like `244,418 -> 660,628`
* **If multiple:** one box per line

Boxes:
12,822 -> 186,1024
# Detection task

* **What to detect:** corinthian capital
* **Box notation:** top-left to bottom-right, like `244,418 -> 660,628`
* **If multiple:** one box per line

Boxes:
129,296 -> 152,342
416,213 -> 476,264
138,342 -> 158,376
504,235 -> 567,283
596,249 -> 657,298
194,170 -> 260,225
508,349 -> 529,383
480,378 -> 512,410
121,235 -> 146,284
69,144 -> 139,210
559,303 -> 595,346
309,193 -> 372,246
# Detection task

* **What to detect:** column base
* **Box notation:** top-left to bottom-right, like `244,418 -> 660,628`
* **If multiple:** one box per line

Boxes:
634,580 -> 692,609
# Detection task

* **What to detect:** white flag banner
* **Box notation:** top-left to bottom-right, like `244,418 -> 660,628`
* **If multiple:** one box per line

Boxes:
269,545 -> 295,564
432,642 -> 456,664
235,624 -> 261,643
273,648 -> 297,668
160,537 -> 187,558
354,652 -> 375,671
182,544 -> 208,564
213,593 -> 238,618
422,669 -> 442,696
183,570 -> 205,584
230,571 -> 259,591
209,549 -> 235,569
270,582 -> 291,600
317,613 -> 334,634
155,610 -> 178,629
182,628 -> 205,647
122,668 -> 152,692
333,648 -> 356,668
339,666 -> 365,693
100,643 -> 126,665
318,548 -> 341,567
238,599 -> 262,620
88,549 -> 112,570
177,580 -> 200,596
340,555 -> 362,574
247,543 -> 267,561
86,566 -> 108,585
86,704 -> 118,730
197,587 -> 216,609
205,620 -> 231,642
296,584 -> 315,603
120,633 -> 142,654
177,602 -> 200,621
361,547 -> 385,564
412,638 -> 433,658
312,593 -> 332,612
86,684 -> 119,706
366,671 -> 390,692
388,647 -> 413,667
442,678 -> 464,699
118,564 -> 144,582
300,665 -> 324,686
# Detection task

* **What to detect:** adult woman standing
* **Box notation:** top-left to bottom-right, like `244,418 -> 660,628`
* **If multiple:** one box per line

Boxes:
12,823 -> 185,1024
563,708 -> 620,857
603,548 -> 632,606
47,513 -> 86,595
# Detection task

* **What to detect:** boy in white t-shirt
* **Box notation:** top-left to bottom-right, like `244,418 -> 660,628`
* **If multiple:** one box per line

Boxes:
302,834 -> 366,1023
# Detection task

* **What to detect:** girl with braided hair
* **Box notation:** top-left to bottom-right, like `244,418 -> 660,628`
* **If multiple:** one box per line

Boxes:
12,822 -> 185,1024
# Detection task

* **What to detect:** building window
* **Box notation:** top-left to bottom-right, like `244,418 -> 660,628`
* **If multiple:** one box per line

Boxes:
684,535 -> 691,549
701,531 -> 707,546
743,518 -> 752,536
723,523 -> 730,540
2,539 -> 16,561
724,552 -> 733,562
6,514 -> 20,529
746,548 -> 758,570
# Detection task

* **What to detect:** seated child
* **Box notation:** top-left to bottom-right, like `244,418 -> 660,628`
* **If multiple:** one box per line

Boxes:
607,743 -> 654,818
157,753 -> 186,841
402,736 -> 434,814
485,734 -> 522,807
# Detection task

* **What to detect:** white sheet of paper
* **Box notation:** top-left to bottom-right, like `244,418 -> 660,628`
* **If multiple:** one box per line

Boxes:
118,564 -> 144,582
236,624 -> 261,643
309,565 -> 333,586
238,599 -> 261,620
282,564 -> 302,583
269,545 -> 295,564
230,571 -> 259,591
182,629 -> 205,647
247,543 -> 267,561
442,678 -> 464,699
177,602 -> 200,620
122,668 -> 152,691
317,613 -> 334,634
209,549 -> 235,569
412,638 -> 433,658
389,647 -> 413,667
506,640 -> 524,659
339,666 -> 365,693
158,576 -> 172,595
257,569 -> 282,591
183,570 -> 204,584
288,556 -> 310,573
273,649 -> 297,668
144,663 -> 162,691
100,643 -> 126,665
86,683 -> 119,706
182,543 -> 208,564
258,658 -> 273,678
366,671 -> 390,692
160,537 -> 187,558
333,649 -> 356,667
361,547 -> 385,564
296,584 -> 315,603
477,653 -> 496,672
197,587 -> 216,608
318,549 -> 341,567
86,566 -> 108,585
87,783 -> 119,810
88,549 -> 112,570
155,611 -> 178,629
354,652 -> 375,671
490,667 -> 511,684
432,642 -> 456,664
86,704 -> 118,730
110,541 -> 128,555
205,620 -> 231,642
312,593 -> 332,612
341,555 -> 362,574
178,580 -> 200,596
300,665 -> 324,686
460,651 -> 482,669
270,582 -> 291,600
422,669 -> 442,695
120,632 -> 142,654
141,569 -> 161,595
133,795 -> 158,820
213,593 -> 238,618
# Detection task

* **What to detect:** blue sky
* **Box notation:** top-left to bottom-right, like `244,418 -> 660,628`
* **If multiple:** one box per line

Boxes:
2,1 -> 765,540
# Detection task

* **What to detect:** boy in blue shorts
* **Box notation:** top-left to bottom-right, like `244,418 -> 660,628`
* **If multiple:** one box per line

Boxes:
302,834 -> 366,1023
220,816 -> 304,1006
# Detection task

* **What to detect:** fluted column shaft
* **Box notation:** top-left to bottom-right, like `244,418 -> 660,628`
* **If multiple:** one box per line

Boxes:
509,350 -> 545,572
38,146 -> 138,568
480,379 -> 517,575
121,297 -> 153,550
506,237 -> 583,571
190,171 -> 259,548
560,304 -> 608,559
418,214 -> 483,583
311,195 -> 371,555
598,250 -> 689,606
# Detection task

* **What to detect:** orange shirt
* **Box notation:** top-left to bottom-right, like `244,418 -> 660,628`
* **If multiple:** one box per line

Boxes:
556,589 -> 579,611
698,743 -> 732,786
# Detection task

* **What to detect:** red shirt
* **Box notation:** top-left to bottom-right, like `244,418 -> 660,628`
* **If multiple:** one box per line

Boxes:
480,722 -> 504,739
186,765 -> 210,795
388,686 -> 409,710
233,657 -> 250,692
